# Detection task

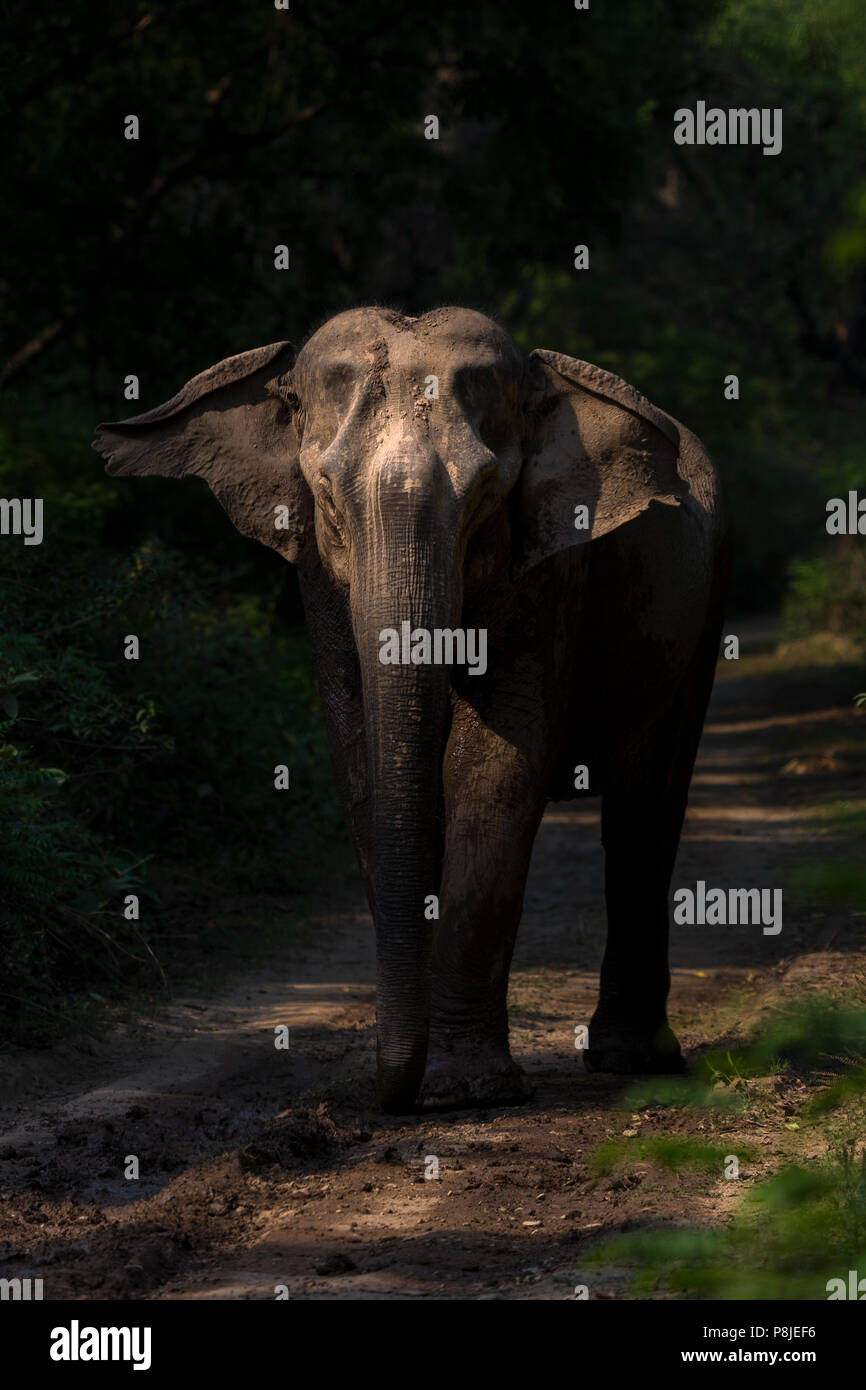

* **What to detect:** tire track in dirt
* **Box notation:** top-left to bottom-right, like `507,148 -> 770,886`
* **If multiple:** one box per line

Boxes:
1,624 -> 864,1299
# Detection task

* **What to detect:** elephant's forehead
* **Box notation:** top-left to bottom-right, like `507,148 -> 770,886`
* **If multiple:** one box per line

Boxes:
297,306 -> 518,372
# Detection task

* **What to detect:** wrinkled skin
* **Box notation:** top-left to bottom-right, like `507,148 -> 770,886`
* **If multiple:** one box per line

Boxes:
94,306 -> 729,1114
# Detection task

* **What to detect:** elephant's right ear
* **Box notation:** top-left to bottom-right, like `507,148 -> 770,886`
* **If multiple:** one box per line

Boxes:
93,341 -> 312,564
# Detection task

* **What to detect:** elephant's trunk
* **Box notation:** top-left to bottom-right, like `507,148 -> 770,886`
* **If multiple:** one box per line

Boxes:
353,515 -> 459,1112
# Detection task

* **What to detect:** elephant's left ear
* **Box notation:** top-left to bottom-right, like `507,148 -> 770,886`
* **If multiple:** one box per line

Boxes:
512,348 -> 687,578
93,341 -> 312,564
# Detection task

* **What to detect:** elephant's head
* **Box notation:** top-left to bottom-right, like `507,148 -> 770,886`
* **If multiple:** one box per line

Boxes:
94,306 -> 685,1110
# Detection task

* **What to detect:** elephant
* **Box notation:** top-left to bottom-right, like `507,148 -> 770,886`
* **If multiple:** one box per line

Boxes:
94,305 -> 729,1114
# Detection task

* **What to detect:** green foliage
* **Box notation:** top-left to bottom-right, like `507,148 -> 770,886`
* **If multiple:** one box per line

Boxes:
587,1155 -> 866,1299
786,798 -> 866,911
0,460 -> 338,1041
8,0 -> 866,606
585,997 -> 866,1298
605,1072 -> 746,1115
695,996 -> 866,1081
0,0 -> 722,400
592,1135 -> 757,1178
782,546 -> 866,649
789,860 -> 866,909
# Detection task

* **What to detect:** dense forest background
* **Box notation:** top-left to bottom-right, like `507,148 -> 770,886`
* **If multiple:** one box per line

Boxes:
1,0 -> 864,1036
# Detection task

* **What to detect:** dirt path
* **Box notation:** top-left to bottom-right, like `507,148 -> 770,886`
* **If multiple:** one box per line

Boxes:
1,625 -> 864,1300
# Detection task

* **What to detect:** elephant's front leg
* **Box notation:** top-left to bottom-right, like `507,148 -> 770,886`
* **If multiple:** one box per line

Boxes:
421,700 -> 547,1109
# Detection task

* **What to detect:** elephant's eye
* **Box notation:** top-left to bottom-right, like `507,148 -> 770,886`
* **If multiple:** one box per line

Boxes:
478,410 -> 511,453
269,377 -> 306,442
318,482 -> 345,544
454,366 -> 512,451
270,376 -> 301,413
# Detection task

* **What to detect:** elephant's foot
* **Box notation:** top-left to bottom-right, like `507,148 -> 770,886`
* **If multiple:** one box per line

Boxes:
582,1016 -> 685,1075
421,1040 -> 534,1110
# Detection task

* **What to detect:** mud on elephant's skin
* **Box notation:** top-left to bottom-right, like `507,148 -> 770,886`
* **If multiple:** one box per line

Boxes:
94,306 -> 729,1113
